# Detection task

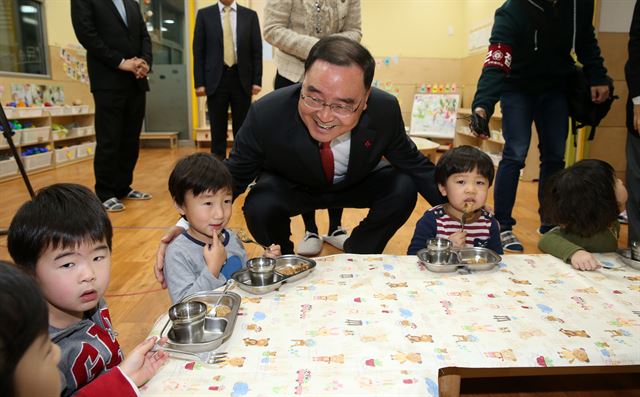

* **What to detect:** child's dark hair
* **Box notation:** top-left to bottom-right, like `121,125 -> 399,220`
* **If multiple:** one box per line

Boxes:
8,183 -> 113,273
435,145 -> 495,186
542,159 -> 619,238
0,261 -> 49,396
169,153 -> 233,206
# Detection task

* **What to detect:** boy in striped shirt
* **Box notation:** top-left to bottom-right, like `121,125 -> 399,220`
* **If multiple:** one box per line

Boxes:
408,146 -> 503,255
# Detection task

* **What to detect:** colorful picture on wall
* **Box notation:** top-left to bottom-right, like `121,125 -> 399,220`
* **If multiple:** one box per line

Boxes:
59,47 -> 89,84
10,84 -> 65,106
409,94 -> 460,139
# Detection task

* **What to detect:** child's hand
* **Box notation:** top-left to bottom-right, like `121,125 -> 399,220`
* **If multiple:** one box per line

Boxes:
448,231 -> 467,249
570,250 -> 601,271
204,228 -> 227,277
119,336 -> 169,387
264,244 -> 281,258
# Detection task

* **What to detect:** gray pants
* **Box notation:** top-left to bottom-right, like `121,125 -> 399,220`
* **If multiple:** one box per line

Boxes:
627,133 -> 640,244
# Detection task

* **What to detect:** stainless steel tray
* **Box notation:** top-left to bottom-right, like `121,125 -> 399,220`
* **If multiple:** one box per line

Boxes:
160,291 -> 241,353
417,247 -> 501,273
617,249 -> 640,270
233,255 -> 316,294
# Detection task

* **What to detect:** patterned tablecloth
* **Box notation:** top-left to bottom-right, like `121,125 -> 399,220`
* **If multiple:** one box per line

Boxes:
141,253 -> 640,396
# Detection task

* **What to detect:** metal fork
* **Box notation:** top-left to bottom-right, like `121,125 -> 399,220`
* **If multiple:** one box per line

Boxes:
154,345 -> 228,365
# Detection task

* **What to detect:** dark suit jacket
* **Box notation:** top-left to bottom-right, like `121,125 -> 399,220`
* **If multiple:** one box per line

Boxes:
626,0 -> 640,138
71,0 -> 152,92
193,3 -> 262,96
225,84 -> 444,205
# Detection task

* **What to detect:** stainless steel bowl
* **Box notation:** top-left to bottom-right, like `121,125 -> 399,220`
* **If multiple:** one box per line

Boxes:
168,301 -> 207,343
416,248 -> 459,273
631,241 -> 640,261
455,247 -> 501,271
247,257 -> 276,286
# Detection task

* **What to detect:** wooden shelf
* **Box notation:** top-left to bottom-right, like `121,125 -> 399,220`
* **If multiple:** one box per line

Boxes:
0,112 -> 96,182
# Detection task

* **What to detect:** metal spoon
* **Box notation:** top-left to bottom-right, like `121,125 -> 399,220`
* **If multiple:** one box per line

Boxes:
236,229 -> 270,251
212,279 -> 235,309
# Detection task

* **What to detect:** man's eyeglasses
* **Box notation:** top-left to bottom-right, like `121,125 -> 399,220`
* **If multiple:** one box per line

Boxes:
300,92 -> 361,116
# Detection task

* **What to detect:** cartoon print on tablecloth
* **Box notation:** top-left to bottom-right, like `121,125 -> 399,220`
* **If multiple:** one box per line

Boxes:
509,278 -> 531,285
424,377 -> 438,397
218,356 -> 246,367
453,334 -> 478,342
231,382 -> 249,397
629,285 -> 640,292
624,275 -> 640,282
434,347 -> 450,361
463,323 -> 496,332
260,351 -> 277,364
558,347 -> 590,363
536,303 -> 553,313
388,281 -> 408,288
484,348 -> 517,362
323,379 -> 344,392
314,294 -> 338,301
398,319 -> 417,329
609,318 -> 638,327
306,327 -> 339,337
505,289 -> 528,297
440,300 -> 453,315
374,293 -> 397,300
559,328 -> 591,338
605,328 -> 632,337
545,315 -> 565,323
519,329 -> 545,339
242,297 -> 262,304
448,290 -> 472,297
313,354 -> 344,364
290,339 -> 316,347
391,352 -> 422,364
536,355 -> 554,367
244,323 -> 262,332
243,337 -> 269,346
405,334 -> 434,343
294,369 -> 311,395
572,296 -> 592,310
364,358 -> 383,367
252,311 -> 266,321
361,334 -> 388,343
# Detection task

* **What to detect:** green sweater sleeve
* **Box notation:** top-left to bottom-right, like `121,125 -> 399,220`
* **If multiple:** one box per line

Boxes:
538,229 -> 583,263
538,222 -> 620,263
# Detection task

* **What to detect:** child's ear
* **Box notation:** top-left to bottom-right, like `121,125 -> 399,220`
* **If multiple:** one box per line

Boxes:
438,184 -> 448,197
174,201 -> 186,216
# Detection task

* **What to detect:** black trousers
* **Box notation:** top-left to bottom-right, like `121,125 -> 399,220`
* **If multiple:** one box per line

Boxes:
92,88 -> 146,202
207,67 -> 251,159
242,166 -> 418,254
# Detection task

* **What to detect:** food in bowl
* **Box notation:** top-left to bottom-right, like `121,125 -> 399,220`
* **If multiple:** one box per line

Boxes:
462,257 -> 488,265
215,305 -> 231,317
277,262 -> 311,276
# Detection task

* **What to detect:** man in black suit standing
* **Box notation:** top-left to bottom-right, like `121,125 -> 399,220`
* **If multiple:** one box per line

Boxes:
626,1 -> 640,245
71,0 -> 153,212
193,0 -> 262,159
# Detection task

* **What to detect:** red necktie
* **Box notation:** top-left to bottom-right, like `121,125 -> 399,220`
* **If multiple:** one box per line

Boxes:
319,142 -> 334,184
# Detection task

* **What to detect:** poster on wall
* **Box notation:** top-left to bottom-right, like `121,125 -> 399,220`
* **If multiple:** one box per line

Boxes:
10,84 -> 65,106
59,47 -> 89,84
409,94 -> 460,139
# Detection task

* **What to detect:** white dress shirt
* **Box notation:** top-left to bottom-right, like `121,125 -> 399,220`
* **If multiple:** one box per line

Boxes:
328,132 -> 351,184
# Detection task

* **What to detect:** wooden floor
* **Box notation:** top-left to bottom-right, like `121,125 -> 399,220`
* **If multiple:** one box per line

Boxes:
0,147 -> 633,396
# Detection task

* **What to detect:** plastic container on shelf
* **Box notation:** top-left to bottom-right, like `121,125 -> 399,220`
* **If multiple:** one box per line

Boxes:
19,126 -> 51,145
55,146 -> 78,164
3,107 -> 16,118
52,128 -> 69,140
46,106 -> 65,116
17,107 -> 44,118
22,151 -> 52,171
0,133 -> 8,148
76,141 -> 96,158
0,157 -> 18,177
